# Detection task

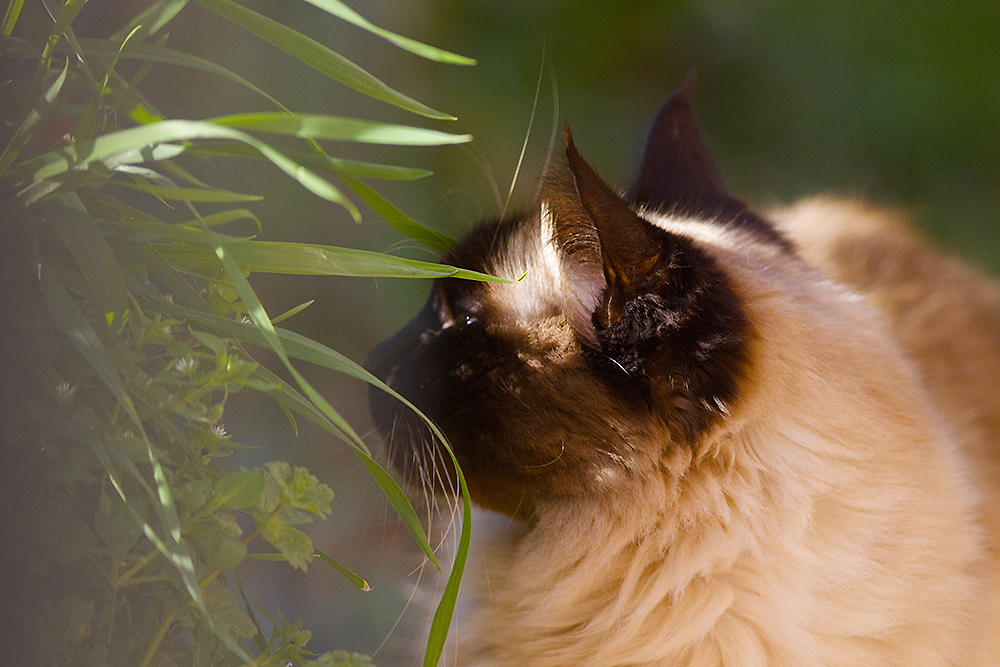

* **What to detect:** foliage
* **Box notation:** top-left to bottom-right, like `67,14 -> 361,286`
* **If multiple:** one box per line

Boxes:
0,1 -> 480,665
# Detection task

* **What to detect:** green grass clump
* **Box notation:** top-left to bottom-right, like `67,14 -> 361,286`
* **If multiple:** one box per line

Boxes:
0,1 -> 479,665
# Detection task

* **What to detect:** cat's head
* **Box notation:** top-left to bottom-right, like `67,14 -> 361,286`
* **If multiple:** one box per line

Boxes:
366,79 -> 794,521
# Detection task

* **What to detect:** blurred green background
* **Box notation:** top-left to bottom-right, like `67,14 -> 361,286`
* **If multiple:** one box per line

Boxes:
72,0 -> 1000,662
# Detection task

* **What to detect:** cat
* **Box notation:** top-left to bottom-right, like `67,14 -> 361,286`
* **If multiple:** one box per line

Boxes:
366,77 -> 1000,666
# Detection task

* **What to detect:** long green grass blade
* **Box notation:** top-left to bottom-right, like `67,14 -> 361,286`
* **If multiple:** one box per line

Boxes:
211,231 -> 444,568
209,112 -> 471,145
148,296 -> 471,654
178,209 -> 260,229
270,299 -> 313,324
314,548 -> 371,591
8,119 -> 359,217
301,0 -> 475,65
46,200 -> 129,317
422,445 -> 471,667
72,37 -> 288,111
160,239 -> 506,280
111,0 -> 189,42
193,0 -> 456,120
1,0 -> 26,35
0,54 -> 67,172
186,141 -> 433,180
83,190 -> 245,246
148,296 -> 442,569
39,264 -> 134,418
134,244 -> 213,312
341,174 -> 455,251
109,181 -> 265,202
38,262 -> 252,662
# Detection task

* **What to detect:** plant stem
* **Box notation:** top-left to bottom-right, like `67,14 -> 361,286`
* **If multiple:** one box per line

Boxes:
116,549 -> 161,587
139,607 -> 178,667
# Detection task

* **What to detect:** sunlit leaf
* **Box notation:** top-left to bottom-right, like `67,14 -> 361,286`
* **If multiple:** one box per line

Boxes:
300,0 -> 475,65
211,468 -> 266,510
270,299 -> 314,325
10,119 -> 359,217
341,174 -> 455,251
193,0 -> 458,120
110,0 -> 190,43
108,181 -> 265,202
186,141 -> 433,180
314,548 -> 371,591
209,112 -> 472,145
159,239 -> 506,280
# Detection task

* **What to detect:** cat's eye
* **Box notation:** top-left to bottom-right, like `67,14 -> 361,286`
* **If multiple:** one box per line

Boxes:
435,290 -> 482,331
454,313 -> 479,329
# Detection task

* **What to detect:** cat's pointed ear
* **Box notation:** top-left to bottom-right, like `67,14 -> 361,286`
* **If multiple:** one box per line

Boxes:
629,73 -> 738,216
563,126 -> 667,329
630,74 -> 790,248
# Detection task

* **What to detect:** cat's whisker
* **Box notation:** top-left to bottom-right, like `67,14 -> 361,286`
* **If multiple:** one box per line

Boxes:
459,144 -> 503,215
534,59 -> 560,201
500,44 -> 548,221
521,440 -> 566,469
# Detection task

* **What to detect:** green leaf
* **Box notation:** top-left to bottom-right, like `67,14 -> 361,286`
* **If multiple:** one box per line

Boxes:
206,233 -> 373,453
204,532 -> 247,571
20,0 -> 87,125
193,0 -> 458,120
108,181 -> 265,202
300,0 -> 475,65
0,54 -> 67,172
94,487 -> 146,557
186,141 -> 433,180
211,468 -> 265,510
422,447 -> 472,667
202,579 -> 258,640
45,199 -> 130,318
189,328 -> 228,357
85,191 -> 245,246
260,518 -> 314,571
341,174 -> 455,251
265,461 -> 333,516
1,0 -> 27,36
74,36 -> 288,111
314,548 -> 371,591
308,651 -> 375,667
111,0 -> 190,43
159,239 -> 507,280
271,299 -> 314,325
178,208 -> 261,229
186,232 -> 445,571
209,112 -> 472,145
10,119 -> 359,217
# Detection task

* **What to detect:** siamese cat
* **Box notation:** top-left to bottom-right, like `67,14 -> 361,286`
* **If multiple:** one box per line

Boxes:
366,78 -> 1000,666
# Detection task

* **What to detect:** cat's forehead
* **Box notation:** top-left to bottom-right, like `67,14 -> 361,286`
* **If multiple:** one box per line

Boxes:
472,203 -> 755,331
484,203 -> 567,320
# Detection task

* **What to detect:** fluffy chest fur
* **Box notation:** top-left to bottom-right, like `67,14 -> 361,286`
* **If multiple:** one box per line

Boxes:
367,80 -> 1000,666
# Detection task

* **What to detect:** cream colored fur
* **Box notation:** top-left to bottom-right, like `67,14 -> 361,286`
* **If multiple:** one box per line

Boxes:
446,198 -> 1000,666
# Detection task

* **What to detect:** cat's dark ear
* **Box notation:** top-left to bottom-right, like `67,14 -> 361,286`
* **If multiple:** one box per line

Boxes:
630,74 -> 789,248
563,126 -> 670,329
552,129 -> 751,442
